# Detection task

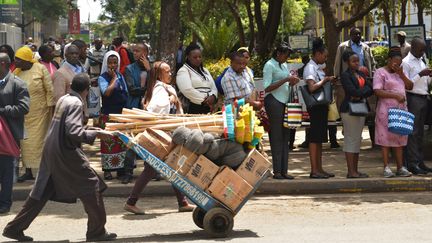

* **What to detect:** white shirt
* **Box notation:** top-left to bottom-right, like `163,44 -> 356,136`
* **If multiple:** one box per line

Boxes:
402,52 -> 431,95
147,81 -> 175,114
304,59 -> 325,83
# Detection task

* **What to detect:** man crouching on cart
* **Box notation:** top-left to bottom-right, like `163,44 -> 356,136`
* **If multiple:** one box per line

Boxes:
3,73 -> 117,242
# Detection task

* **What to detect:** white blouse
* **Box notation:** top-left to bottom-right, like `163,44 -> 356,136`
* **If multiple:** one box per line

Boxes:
176,64 -> 218,105
147,81 -> 177,115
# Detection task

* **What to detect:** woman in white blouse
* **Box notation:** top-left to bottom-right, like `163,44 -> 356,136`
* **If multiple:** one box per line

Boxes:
124,61 -> 194,215
176,43 -> 218,114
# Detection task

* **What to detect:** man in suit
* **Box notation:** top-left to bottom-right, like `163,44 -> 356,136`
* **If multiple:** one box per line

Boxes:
52,44 -> 86,103
0,53 -> 30,214
334,27 -> 376,147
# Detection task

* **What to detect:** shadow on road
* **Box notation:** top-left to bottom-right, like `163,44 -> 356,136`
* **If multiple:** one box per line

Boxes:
108,229 -> 259,242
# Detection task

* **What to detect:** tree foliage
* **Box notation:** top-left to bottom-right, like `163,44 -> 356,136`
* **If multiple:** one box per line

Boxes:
23,0 -> 67,24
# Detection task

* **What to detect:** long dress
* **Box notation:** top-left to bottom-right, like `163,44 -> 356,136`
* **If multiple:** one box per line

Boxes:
15,63 -> 55,169
98,71 -> 128,171
373,67 -> 408,147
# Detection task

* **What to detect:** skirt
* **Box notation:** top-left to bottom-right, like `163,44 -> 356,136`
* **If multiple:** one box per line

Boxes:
341,113 -> 365,153
308,105 -> 328,143
99,115 -> 126,171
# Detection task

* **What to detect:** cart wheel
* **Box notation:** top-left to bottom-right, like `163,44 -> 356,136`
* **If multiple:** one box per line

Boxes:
203,207 -> 234,238
192,207 -> 206,229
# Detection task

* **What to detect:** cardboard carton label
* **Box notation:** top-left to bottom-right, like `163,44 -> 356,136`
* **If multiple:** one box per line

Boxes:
236,149 -> 271,186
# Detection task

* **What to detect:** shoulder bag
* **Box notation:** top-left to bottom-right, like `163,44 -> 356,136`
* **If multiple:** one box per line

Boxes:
299,80 -> 332,109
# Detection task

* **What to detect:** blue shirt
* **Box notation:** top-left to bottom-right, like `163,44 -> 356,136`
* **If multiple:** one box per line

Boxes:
350,41 -> 365,66
263,58 -> 291,104
63,61 -> 85,74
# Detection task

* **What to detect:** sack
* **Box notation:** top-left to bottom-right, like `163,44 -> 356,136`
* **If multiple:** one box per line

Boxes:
284,87 -> 302,128
348,99 -> 369,116
299,82 -> 332,109
328,101 -> 340,121
388,108 -> 415,135
0,116 -> 20,157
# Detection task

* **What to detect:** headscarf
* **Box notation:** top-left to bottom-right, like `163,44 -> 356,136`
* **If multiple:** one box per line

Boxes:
15,46 -> 37,63
101,50 -> 121,74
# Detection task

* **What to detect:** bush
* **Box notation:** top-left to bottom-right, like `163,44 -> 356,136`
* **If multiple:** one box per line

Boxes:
372,46 -> 389,68
205,58 -> 231,79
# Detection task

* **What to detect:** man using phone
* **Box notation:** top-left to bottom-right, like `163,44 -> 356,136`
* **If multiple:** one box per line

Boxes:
121,42 -> 151,184
402,37 -> 432,175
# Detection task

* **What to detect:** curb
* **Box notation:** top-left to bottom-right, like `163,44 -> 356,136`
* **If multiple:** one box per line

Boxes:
12,177 -> 432,201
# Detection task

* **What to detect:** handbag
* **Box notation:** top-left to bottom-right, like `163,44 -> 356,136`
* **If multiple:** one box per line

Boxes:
0,116 -> 20,157
388,107 -> 415,135
284,87 -> 302,128
348,99 -> 369,116
299,81 -> 332,109
328,101 -> 340,121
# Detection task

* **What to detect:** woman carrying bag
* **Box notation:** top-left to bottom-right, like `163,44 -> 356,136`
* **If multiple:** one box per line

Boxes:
340,51 -> 373,178
263,44 -> 300,180
302,38 -> 337,179
373,47 -> 413,178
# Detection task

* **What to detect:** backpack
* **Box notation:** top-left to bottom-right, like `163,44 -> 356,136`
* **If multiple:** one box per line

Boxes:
214,67 -> 229,95
120,46 -> 135,63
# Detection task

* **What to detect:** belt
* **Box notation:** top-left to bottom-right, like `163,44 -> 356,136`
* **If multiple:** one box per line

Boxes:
406,92 -> 428,98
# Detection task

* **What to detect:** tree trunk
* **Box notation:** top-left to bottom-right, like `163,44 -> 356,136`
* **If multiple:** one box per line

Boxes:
320,0 -> 339,76
244,0 -> 255,52
382,2 -> 392,35
253,0 -> 283,58
415,0 -> 424,25
158,0 -> 180,70
400,0 -> 407,25
224,0 -> 246,46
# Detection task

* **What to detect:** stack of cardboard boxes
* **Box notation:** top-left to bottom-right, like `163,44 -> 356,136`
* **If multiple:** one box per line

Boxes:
136,128 -> 272,212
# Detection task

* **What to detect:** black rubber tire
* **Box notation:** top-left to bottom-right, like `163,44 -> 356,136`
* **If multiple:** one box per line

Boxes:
203,207 -> 234,238
192,207 -> 206,229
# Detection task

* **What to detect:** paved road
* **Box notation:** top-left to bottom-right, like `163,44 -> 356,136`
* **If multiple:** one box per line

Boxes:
1,192 -> 431,242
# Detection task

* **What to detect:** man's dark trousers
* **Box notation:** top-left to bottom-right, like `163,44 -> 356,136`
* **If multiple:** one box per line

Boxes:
0,155 -> 15,210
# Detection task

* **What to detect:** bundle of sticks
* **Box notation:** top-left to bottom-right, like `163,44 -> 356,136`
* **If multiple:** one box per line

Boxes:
105,108 -> 225,134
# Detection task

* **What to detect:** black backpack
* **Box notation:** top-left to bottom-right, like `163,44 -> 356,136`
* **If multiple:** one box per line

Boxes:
120,46 -> 135,63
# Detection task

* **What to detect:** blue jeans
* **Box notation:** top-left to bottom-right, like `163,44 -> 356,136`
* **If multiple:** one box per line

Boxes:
0,155 -> 15,209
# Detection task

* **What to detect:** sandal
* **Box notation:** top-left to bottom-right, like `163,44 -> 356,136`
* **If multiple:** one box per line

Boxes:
309,173 -> 329,179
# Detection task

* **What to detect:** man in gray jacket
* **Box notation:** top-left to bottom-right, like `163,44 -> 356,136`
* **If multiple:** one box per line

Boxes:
0,53 -> 30,214
3,73 -> 116,242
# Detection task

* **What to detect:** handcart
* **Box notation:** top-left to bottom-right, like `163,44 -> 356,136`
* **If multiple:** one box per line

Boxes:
116,132 -> 271,238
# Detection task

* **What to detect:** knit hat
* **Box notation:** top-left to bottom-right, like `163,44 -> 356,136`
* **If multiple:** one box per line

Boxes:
15,46 -> 37,63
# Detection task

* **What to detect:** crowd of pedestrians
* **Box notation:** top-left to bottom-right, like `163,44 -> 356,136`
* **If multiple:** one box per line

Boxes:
0,28 -> 432,224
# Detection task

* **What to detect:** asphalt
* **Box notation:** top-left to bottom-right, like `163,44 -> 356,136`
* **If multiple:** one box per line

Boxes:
11,127 -> 432,200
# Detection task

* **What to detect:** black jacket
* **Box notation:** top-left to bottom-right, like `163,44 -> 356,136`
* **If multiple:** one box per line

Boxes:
0,72 -> 30,143
339,69 -> 373,113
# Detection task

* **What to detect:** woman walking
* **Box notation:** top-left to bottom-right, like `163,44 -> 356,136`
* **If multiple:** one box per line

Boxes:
124,61 -> 194,214
304,39 -> 336,179
373,47 -> 413,178
263,44 -> 300,179
14,46 -> 55,182
98,51 -> 128,180
340,51 -> 373,178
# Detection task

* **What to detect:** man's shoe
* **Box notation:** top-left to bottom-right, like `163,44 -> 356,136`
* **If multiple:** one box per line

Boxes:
419,163 -> 432,173
86,232 -> 117,242
408,165 -> 428,175
299,141 -> 309,148
2,231 -> 33,242
17,173 -> 34,183
330,142 -> 340,149
121,174 -> 133,184
123,203 -> 145,215
0,207 -> 10,214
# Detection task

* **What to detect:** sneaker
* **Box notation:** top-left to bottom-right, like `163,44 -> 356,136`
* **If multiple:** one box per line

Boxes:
383,166 -> 395,178
123,203 -> 145,215
396,167 -> 412,177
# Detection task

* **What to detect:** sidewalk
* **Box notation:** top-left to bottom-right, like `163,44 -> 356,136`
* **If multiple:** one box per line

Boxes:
12,127 -> 432,200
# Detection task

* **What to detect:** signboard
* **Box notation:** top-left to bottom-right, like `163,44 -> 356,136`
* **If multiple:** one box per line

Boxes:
288,35 -> 309,51
0,0 -> 22,24
68,9 -> 80,34
388,25 -> 426,47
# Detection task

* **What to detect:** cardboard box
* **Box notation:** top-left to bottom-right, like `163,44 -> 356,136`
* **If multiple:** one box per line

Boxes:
185,155 -> 219,190
165,145 -> 198,176
236,149 -> 272,186
207,166 -> 253,211
136,128 -> 174,160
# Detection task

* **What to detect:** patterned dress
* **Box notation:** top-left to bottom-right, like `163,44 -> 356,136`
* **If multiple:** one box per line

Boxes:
373,67 -> 408,147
